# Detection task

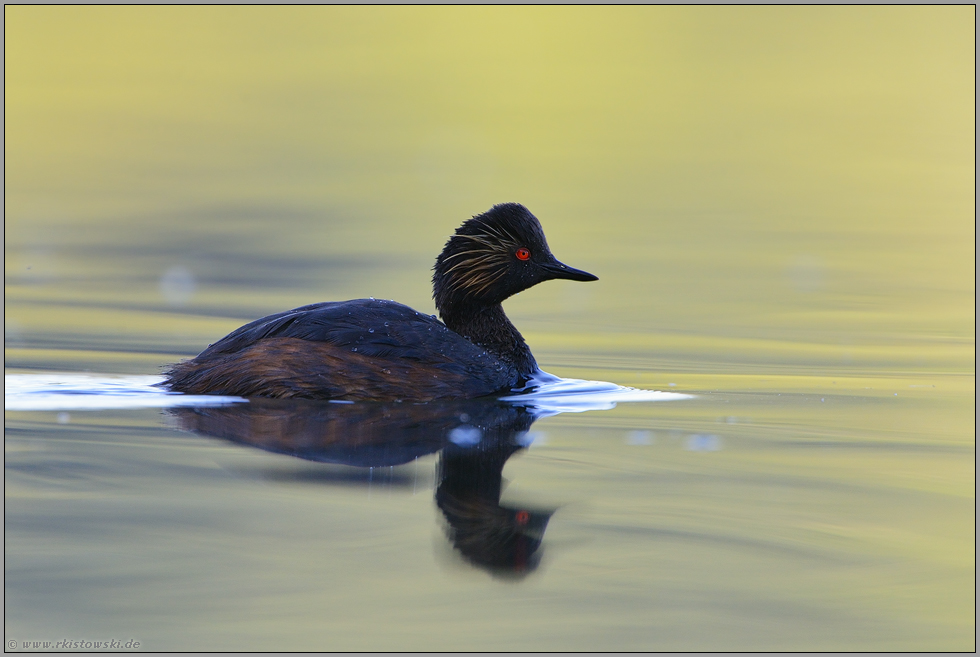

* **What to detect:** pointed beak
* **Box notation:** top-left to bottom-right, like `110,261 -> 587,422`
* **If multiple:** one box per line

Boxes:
540,258 -> 599,282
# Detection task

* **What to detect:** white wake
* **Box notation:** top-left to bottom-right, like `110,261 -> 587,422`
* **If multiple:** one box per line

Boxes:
4,371 -> 691,413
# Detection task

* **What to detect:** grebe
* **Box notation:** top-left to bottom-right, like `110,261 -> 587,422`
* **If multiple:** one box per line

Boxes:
164,203 -> 597,401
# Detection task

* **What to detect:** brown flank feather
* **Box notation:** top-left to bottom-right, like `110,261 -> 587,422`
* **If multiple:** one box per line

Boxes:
166,337 -> 496,402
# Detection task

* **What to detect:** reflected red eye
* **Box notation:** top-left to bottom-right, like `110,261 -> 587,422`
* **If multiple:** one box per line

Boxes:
515,248 -> 530,261
515,510 -> 530,525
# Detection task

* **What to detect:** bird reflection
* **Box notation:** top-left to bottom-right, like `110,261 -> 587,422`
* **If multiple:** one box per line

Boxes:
437,437 -> 553,577
168,397 -> 554,576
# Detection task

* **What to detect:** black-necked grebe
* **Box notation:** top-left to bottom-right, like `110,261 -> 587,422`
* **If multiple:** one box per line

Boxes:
164,203 -> 597,401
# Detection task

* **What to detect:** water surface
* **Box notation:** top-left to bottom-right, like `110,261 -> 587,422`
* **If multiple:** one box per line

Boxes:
4,6 -> 975,651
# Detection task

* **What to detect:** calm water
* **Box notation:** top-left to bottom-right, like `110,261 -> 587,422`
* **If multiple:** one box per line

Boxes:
5,6 -> 975,651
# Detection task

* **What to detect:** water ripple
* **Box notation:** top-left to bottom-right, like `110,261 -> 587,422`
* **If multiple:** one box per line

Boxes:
3,374 -> 245,411
4,371 -> 692,413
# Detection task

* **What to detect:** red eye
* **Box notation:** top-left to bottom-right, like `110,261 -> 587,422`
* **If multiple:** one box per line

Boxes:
515,248 -> 530,261
515,510 -> 530,525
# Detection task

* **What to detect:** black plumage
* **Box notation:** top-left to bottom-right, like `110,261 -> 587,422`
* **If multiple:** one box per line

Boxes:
164,203 -> 597,401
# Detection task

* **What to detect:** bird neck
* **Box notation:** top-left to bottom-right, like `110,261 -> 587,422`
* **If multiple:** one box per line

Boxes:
440,302 -> 537,376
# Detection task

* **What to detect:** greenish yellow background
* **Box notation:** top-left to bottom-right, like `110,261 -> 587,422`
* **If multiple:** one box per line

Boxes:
4,6 -> 975,651
5,7 -> 974,352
